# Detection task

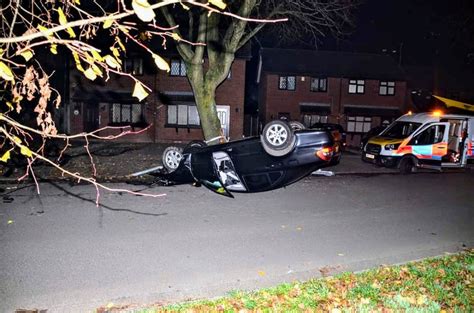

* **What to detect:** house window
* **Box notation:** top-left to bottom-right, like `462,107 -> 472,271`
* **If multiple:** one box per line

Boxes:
111,103 -> 143,124
310,77 -> 327,92
348,79 -> 365,94
167,103 -> 200,126
124,58 -> 143,75
302,114 -> 328,127
347,116 -> 372,133
379,81 -> 395,95
170,59 -> 187,76
279,76 -> 296,90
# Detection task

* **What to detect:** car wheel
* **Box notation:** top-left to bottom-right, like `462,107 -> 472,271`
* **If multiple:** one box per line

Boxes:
162,146 -> 184,172
261,120 -> 296,157
183,140 -> 207,154
289,121 -> 305,131
399,156 -> 417,174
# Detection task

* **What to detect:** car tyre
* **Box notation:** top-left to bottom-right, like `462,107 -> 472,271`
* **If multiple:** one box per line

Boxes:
261,120 -> 296,157
162,146 -> 184,172
289,121 -> 305,131
183,140 -> 207,154
399,156 -> 417,174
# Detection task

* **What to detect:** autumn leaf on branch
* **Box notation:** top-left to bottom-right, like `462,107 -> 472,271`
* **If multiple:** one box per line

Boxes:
132,81 -> 149,101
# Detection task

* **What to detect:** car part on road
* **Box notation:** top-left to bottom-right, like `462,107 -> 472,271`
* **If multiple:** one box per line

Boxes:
162,146 -> 184,172
131,165 -> 164,177
261,120 -> 296,157
312,169 -> 335,177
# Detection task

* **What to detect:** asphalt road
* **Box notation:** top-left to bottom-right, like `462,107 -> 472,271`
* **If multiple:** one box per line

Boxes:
1,172 -> 473,312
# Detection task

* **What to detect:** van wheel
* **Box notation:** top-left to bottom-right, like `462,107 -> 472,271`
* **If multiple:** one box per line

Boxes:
261,120 -> 296,157
162,146 -> 183,172
399,157 -> 417,174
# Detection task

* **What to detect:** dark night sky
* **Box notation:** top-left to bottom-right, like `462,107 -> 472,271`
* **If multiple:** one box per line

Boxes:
325,0 -> 474,67
257,0 -> 474,68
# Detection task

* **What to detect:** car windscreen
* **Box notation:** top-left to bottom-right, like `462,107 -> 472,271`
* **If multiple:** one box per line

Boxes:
380,122 -> 422,139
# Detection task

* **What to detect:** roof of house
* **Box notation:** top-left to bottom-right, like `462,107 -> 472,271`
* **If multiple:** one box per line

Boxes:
260,48 -> 406,81
149,40 -> 252,60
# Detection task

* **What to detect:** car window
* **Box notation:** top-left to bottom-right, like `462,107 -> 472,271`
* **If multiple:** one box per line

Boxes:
212,152 -> 246,192
410,125 -> 445,145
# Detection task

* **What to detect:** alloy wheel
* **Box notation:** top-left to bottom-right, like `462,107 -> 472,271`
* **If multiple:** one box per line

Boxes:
266,124 -> 288,146
165,150 -> 182,170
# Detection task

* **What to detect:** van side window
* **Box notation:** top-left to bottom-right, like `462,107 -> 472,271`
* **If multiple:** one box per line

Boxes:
410,125 -> 445,145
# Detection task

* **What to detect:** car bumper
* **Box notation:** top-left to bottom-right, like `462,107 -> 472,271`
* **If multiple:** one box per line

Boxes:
362,152 -> 400,168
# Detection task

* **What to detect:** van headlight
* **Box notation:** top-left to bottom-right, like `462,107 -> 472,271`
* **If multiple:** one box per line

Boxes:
384,143 -> 400,150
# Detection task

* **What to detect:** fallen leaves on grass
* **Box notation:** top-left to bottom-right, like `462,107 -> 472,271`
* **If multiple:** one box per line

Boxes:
100,249 -> 474,312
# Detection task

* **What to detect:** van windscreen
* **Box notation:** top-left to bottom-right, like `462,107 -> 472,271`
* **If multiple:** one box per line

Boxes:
380,122 -> 422,139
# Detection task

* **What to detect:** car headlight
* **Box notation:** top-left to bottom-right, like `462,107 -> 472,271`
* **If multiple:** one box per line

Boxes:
384,143 -> 400,150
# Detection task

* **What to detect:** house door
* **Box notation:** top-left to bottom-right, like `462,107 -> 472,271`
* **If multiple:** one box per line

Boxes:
217,105 -> 230,139
83,102 -> 99,132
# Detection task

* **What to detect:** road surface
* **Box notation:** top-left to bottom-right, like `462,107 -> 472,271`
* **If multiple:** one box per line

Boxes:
0,172 -> 473,312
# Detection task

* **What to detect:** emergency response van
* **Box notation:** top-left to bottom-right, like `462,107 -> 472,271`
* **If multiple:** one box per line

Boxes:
361,112 -> 474,173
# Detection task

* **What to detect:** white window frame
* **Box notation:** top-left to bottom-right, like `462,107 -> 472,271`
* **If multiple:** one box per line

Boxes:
347,116 -> 372,133
379,81 -> 396,96
111,103 -> 143,124
170,59 -> 187,76
302,114 -> 328,127
167,103 -> 200,126
310,77 -> 327,92
279,76 -> 296,91
348,79 -> 365,94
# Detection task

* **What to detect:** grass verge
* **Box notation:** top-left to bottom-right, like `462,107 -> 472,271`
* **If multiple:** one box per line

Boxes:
98,249 -> 473,312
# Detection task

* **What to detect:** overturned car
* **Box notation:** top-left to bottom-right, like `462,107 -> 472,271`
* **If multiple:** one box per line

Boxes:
151,120 -> 340,197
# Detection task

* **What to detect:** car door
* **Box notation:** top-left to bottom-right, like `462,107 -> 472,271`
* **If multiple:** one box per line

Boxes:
408,122 -> 449,166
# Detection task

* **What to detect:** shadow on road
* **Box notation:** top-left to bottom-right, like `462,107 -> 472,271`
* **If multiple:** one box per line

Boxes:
47,181 -> 169,217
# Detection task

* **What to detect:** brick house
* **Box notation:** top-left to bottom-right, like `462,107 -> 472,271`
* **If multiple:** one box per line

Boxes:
67,47 -> 251,143
257,48 -> 408,147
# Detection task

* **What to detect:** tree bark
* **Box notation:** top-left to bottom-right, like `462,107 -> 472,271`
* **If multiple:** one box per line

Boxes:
187,53 -> 234,143
194,85 -> 221,142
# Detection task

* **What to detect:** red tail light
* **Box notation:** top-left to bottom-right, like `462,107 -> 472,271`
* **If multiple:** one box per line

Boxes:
316,146 -> 334,161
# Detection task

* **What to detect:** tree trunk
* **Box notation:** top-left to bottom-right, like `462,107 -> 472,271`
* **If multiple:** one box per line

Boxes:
193,82 -> 222,144
186,55 -> 234,145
